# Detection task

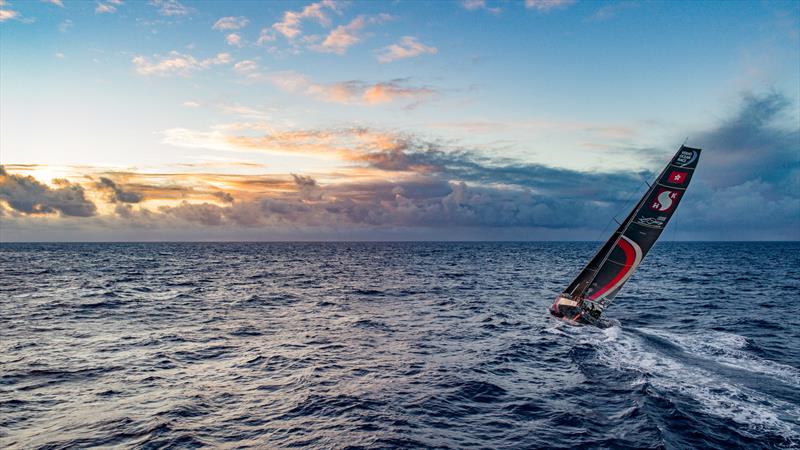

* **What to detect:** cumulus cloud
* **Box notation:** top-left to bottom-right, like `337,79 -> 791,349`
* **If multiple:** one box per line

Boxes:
44,0 -> 64,7
272,0 -> 339,39
0,7 -> 17,22
212,191 -> 235,203
132,51 -> 232,76
4,91 -> 797,240
150,0 -> 190,16
377,36 -> 438,63
312,14 -> 392,54
162,124 -> 646,204
461,0 -> 502,13
213,16 -> 249,30
691,91 -> 799,188
160,201 -> 225,226
256,28 -> 276,45
58,19 -> 73,32
0,166 -> 97,217
96,177 -> 144,203
233,60 -> 259,75
263,71 -> 435,106
95,1 -> 117,14
672,91 -> 800,239
226,33 -> 242,47
589,1 -> 638,22
524,0 -> 575,12
361,81 -> 435,105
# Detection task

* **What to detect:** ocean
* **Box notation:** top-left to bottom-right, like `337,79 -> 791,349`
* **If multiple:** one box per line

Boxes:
1,242 -> 798,449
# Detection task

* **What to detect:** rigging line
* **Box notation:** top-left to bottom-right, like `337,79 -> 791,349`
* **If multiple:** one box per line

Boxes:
584,157 -> 673,298
595,179 -> 648,242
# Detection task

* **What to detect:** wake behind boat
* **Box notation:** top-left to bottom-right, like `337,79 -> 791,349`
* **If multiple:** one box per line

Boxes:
552,145 -> 702,325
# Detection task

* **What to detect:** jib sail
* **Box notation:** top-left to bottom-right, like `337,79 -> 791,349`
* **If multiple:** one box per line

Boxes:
564,145 -> 701,307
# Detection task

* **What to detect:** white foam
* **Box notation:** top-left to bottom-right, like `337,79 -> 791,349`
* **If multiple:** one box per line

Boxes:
636,328 -> 800,389
591,327 -> 800,440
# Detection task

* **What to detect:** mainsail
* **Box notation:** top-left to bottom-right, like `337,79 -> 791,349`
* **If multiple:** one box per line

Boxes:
553,145 -> 701,323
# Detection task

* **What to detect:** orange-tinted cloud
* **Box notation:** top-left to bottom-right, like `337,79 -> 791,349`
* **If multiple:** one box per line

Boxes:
377,36 -> 437,63
264,71 -> 435,106
132,51 -> 232,77
312,14 -> 393,54
212,16 -> 249,30
272,0 -> 339,39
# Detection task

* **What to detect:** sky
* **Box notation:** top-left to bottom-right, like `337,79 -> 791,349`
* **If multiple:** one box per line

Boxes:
0,0 -> 798,241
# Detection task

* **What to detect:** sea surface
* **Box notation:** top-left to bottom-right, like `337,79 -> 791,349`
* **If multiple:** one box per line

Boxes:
1,242 -> 799,449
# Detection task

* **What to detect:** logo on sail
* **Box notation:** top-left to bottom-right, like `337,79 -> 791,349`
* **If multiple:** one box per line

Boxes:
675,150 -> 697,167
634,215 -> 666,228
650,188 -> 680,212
667,170 -> 688,185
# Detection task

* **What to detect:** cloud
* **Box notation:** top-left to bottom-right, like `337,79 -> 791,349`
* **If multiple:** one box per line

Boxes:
150,0 -> 190,17
233,60 -> 258,75
96,177 -> 144,203
661,91 -> 800,240
691,91 -> 799,188
588,1 -> 638,22
312,14 -> 392,54
292,174 -> 323,200
461,0 -> 502,14
95,2 -> 117,14
160,201 -> 225,226
213,16 -> 249,30
0,10 -> 16,22
272,0 -> 339,40
212,191 -> 234,203
524,0 -> 575,12
5,91 -> 797,239
161,124 -> 646,203
182,100 -> 200,107
256,28 -> 276,45
264,71 -> 435,106
43,0 -> 64,7
361,81 -> 435,105
58,19 -> 73,32
0,166 -> 97,217
226,33 -> 242,47
377,36 -> 438,63
55,52 -> 65,59
132,51 -> 232,76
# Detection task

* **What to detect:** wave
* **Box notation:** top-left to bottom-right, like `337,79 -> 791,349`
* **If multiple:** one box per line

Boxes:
587,326 -> 800,442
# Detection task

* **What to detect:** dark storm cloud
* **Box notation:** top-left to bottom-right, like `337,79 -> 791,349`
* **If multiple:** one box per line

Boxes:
674,91 -> 800,239
145,176 -> 627,231
692,91 -> 799,188
160,201 -> 225,226
353,132 -> 648,203
96,177 -> 144,203
0,166 -> 97,217
211,191 -> 235,203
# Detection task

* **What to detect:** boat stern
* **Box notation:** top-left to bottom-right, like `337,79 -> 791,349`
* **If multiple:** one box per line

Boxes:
550,295 -> 600,325
551,295 -> 580,318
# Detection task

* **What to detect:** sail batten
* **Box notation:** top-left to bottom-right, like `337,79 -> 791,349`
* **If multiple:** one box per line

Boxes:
554,145 -> 701,323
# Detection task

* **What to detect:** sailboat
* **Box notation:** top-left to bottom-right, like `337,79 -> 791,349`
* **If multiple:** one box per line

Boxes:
551,145 -> 701,325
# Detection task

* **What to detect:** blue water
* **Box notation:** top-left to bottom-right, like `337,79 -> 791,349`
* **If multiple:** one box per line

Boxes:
1,242 -> 798,449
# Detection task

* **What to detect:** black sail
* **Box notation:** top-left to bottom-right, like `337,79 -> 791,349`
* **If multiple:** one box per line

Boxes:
564,145 -> 701,307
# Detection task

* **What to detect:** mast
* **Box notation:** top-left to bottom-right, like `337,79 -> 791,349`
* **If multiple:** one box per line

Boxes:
564,164 -> 664,298
563,145 -> 702,306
